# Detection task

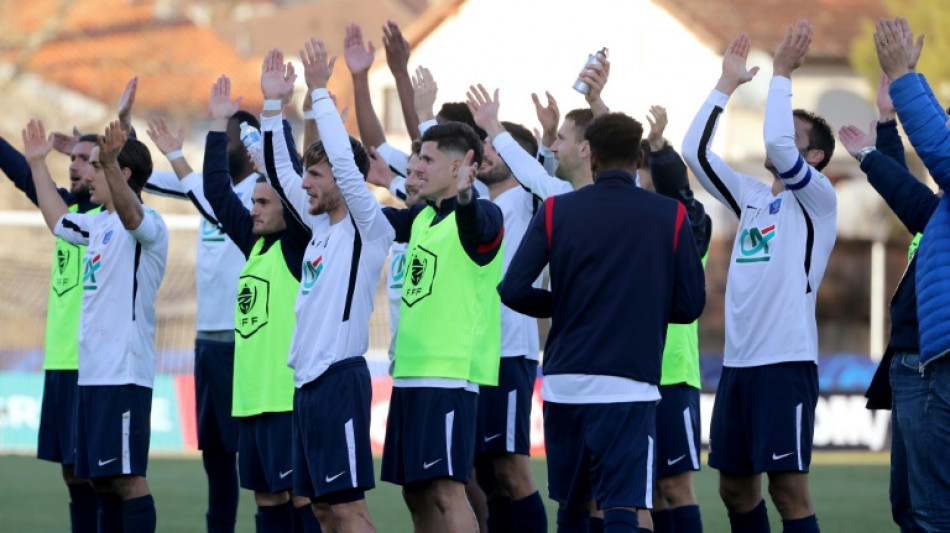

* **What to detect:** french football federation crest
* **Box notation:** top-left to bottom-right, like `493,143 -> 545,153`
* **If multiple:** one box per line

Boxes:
402,245 -> 437,307
52,244 -> 81,296
235,275 -> 269,338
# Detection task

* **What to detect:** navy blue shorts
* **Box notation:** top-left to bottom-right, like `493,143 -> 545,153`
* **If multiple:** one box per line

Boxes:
238,411 -> 294,493
381,386 -> 478,486
74,385 -> 152,479
37,370 -> 80,465
195,339 -> 239,453
476,357 -> 537,456
293,357 -> 375,502
655,384 -> 701,479
544,401 -> 656,510
709,362 -> 819,475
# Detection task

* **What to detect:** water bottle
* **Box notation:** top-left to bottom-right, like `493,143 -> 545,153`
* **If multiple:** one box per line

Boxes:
239,121 -> 264,170
573,47 -> 608,95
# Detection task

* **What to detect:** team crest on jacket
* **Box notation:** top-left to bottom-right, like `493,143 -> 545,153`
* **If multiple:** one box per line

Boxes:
402,246 -> 436,307
236,275 -> 269,338
53,245 -> 81,296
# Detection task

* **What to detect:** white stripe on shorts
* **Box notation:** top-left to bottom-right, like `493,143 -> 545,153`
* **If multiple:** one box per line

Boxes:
345,418 -> 357,487
122,410 -> 131,474
683,406 -> 699,470
445,410 -> 455,477
795,403 -> 803,471
506,389 -> 517,453
646,435 -> 655,509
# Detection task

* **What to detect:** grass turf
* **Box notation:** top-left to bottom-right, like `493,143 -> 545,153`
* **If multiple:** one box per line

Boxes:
0,452 -> 891,532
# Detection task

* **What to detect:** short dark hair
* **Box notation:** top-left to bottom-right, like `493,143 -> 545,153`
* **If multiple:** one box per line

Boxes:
584,112 -> 644,168
564,108 -> 595,139
302,136 -> 370,179
420,122 -> 484,166
77,133 -> 99,144
117,137 -> 153,194
437,102 -> 487,140
502,121 -> 538,157
793,109 -> 834,171
256,175 -> 268,184
410,139 -> 422,157
230,110 -> 260,130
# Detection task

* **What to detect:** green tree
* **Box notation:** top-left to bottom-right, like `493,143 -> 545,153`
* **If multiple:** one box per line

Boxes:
850,0 -> 950,101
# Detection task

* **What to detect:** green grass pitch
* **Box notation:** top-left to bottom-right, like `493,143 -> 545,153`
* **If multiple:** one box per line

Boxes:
0,452 -> 892,532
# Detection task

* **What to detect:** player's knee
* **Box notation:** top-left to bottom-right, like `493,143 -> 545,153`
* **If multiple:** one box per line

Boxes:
402,483 -> 429,514
492,455 -> 535,498
332,500 -> 372,524
428,479 -> 466,512
767,481 -> 812,518
254,490 -> 289,507
658,472 -> 697,507
312,501 -> 335,529
718,479 -> 758,511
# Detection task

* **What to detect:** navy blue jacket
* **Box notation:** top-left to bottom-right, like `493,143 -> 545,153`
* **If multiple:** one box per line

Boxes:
498,170 -> 706,384
864,120 -> 940,408
650,144 -> 712,257
203,131 -> 309,280
0,136 -> 98,214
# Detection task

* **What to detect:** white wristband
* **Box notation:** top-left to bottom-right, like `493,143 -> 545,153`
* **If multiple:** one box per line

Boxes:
302,110 -> 315,120
166,150 -> 184,161
262,99 -> 283,111
311,88 -> 331,103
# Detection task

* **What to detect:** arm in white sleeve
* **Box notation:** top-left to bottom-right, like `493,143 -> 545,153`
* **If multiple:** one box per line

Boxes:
261,113 -> 316,228
418,119 -> 437,137
538,144 -> 558,177
763,76 -> 836,219
129,207 -> 169,248
176,171 -> 229,229
54,212 -> 93,245
313,88 -> 394,241
143,170 -> 188,199
493,132 -> 572,200
681,89 -> 753,220
375,141 -> 409,202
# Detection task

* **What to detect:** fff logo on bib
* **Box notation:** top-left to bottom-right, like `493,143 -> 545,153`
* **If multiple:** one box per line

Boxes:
236,275 -> 269,338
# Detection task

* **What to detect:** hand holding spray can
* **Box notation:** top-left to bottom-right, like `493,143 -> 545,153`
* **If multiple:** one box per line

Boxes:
573,47 -> 608,95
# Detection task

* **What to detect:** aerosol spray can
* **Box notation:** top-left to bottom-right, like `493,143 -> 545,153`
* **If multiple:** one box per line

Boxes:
573,47 -> 608,95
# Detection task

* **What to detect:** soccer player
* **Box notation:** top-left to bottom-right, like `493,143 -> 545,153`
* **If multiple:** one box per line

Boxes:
682,23 -> 836,533
25,119 -> 168,532
465,84 -> 553,533
499,111 -> 706,533
260,43 -> 392,532
638,105 -> 711,533
0,129 -> 101,531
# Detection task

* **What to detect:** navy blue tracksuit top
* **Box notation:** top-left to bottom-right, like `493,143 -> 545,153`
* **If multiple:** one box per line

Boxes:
498,170 -> 706,385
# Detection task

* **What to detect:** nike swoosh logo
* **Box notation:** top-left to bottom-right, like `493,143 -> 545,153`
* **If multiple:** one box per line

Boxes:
423,459 -> 442,470
279,469 -> 293,479
484,434 -> 502,443
772,452 -> 795,460
666,455 -> 687,466
98,458 -> 117,467
325,471 -> 345,483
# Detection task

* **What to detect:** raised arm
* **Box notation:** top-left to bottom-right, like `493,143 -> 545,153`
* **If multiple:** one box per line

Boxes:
498,203 -> 552,317
22,120 -> 69,232
682,33 -> 759,219
647,106 -> 712,257
669,203 -> 706,324
202,128 -> 256,257
382,21 -> 420,139
765,20 -> 836,218
98,122 -> 144,230
344,23 -> 387,151
580,57 -> 610,118
304,37 -> 393,239
531,91 -> 559,167
468,84 -> 571,199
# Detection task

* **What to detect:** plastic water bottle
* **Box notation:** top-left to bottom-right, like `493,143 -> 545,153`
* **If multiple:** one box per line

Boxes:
573,47 -> 608,95
240,121 -> 264,170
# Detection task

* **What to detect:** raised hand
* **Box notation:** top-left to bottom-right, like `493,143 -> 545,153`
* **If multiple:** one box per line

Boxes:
382,20 -> 411,76
209,75 -> 242,122
50,128 -> 80,156
580,57 -> 610,107
874,17 -> 916,81
300,38 -> 337,90
260,48 -> 297,101
98,121 -> 127,165
876,72 -> 895,122
466,84 -> 504,139
456,148 -> 477,204
366,145 -> 396,189
118,77 -> 138,134
22,119 -> 53,163
343,24 -> 376,76
646,105 -> 668,152
412,66 -> 438,122
531,91 -> 559,148
773,20 -> 813,78
716,33 -> 759,96
838,122 -> 878,158
145,116 -> 185,155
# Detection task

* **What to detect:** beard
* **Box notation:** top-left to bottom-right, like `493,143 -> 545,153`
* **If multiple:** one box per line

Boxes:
476,165 -> 510,185
70,181 -> 91,203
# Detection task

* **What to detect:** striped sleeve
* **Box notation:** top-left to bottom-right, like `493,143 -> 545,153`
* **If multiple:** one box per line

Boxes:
54,212 -> 93,245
